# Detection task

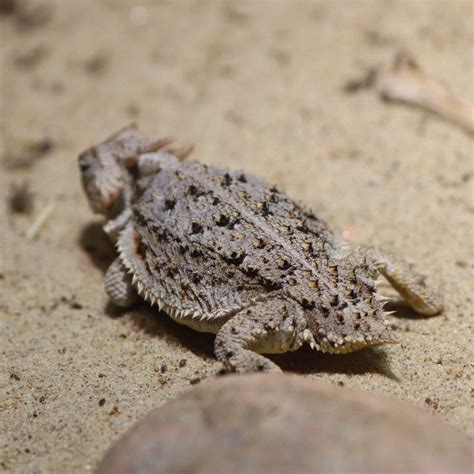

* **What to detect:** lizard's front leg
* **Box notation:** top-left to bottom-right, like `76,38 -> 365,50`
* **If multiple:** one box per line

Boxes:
104,258 -> 138,307
214,298 -> 310,373
369,248 -> 443,316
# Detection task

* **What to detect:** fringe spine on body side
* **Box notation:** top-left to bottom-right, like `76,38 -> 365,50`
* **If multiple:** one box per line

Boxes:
116,223 -> 245,322
116,224 -> 200,320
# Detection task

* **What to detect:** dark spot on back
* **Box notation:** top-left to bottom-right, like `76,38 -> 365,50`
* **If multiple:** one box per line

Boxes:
321,305 -> 330,317
166,267 -> 178,278
260,201 -> 272,217
191,222 -> 203,234
336,313 -> 345,324
190,272 -> 201,284
164,197 -> 176,210
215,213 -> 230,226
242,265 -> 259,277
190,248 -> 203,258
156,230 -> 168,243
187,184 -> 204,197
295,220 -> 307,232
261,277 -> 282,291
349,289 -> 359,299
266,193 -> 278,203
277,258 -> 291,270
302,298 -> 315,310
224,251 -> 246,265
221,173 -> 233,186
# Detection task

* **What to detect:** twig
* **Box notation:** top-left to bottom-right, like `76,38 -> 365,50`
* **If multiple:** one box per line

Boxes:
26,202 -> 55,240
344,51 -> 474,134
378,52 -> 474,134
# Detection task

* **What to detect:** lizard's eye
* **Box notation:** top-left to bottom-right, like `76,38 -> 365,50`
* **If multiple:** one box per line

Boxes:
79,153 -> 93,173
78,148 -> 97,173
79,161 -> 90,172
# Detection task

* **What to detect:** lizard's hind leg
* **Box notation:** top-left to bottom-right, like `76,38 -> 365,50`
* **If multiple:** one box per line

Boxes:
214,299 -> 308,374
104,258 -> 138,307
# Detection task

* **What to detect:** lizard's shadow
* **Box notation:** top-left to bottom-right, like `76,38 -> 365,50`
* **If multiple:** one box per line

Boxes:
119,304 -> 398,380
79,222 -> 398,379
384,300 -> 437,320
273,346 -> 398,380
79,221 -> 115,273
111,303 -> 217,363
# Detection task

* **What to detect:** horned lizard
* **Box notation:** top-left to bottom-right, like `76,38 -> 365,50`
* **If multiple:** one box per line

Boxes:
79,125 -> 443,373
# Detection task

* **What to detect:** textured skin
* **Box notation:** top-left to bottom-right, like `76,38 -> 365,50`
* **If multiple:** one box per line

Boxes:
104,258 -> 138,307
79,125 -> 443,373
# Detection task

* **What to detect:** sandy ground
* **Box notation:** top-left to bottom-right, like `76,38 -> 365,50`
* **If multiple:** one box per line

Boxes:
1,0 -> 473,472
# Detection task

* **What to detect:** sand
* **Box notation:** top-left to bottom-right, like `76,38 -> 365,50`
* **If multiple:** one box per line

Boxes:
1,1 -> 473,472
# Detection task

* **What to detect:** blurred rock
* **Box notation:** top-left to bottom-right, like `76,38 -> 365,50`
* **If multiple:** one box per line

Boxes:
0,0 -> 16,15
97,374 -> 472,474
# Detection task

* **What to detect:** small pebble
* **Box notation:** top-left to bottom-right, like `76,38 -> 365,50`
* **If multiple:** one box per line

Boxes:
99,398 -> 106,407
0,0 -> 16,15
83,53 -> 109,75
8,182 -> 34,214
425,397 -> 439,410
178,359 -> 187,368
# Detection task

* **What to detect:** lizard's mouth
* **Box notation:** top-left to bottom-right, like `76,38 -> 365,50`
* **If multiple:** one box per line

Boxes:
86,183 -> 124,218
102,188 -> 125,218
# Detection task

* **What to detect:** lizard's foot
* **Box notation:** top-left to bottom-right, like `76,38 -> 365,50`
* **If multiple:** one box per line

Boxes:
104,258 -> 138,307
370,248 -> 443,316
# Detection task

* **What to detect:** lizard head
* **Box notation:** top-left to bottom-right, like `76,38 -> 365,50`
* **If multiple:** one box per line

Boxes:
78,125 -> 150,217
